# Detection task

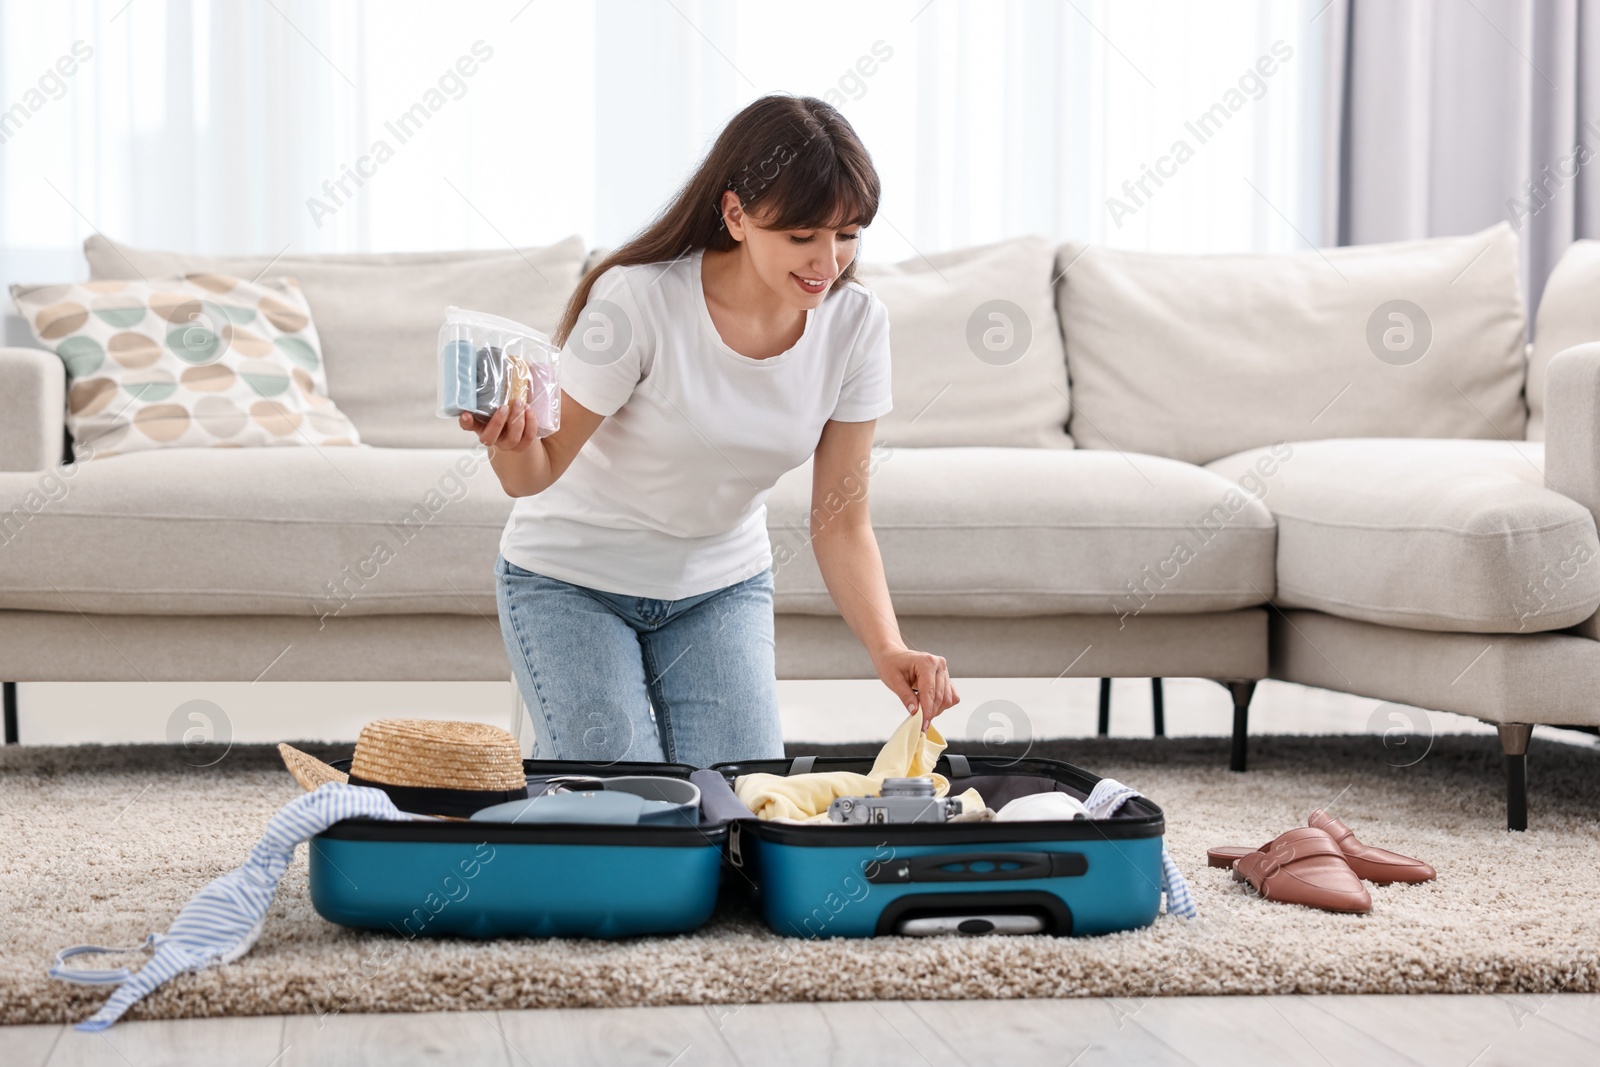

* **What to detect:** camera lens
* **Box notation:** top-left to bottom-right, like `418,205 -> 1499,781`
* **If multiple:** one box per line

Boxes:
880,776 -> 936,797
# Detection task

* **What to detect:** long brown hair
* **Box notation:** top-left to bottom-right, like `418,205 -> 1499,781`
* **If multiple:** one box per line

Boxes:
554,94 -> 881,346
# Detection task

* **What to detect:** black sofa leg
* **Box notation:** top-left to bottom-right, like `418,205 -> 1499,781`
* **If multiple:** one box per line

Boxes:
1097,677 -> 1112,736
1151,677 -> 1165,737
1498,723 -> 1533,832
4,682 -> 17,745
1224,680 -> 1256,773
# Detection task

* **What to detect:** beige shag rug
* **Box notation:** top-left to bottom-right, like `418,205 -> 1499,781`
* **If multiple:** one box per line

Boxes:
3,733 -> 1598,1026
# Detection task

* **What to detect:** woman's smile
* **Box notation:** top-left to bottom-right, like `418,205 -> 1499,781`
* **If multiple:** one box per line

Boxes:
791,272 -> 832,295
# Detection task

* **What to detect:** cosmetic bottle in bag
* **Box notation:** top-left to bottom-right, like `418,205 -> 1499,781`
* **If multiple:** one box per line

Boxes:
436,306 -> 560,437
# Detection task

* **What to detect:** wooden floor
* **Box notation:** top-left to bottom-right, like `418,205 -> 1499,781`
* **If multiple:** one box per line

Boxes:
11,995 -> 1600,1066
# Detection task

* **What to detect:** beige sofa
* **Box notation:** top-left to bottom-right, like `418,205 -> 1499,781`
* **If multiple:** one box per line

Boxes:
3,225 -> 1598,831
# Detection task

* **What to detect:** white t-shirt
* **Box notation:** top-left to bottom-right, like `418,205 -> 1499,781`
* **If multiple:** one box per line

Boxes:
498,249 -> 894,600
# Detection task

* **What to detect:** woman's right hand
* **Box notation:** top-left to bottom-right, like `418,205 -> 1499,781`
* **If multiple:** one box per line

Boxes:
460,398 -> 537,452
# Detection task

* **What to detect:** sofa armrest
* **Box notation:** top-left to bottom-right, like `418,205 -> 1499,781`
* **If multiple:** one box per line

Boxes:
0,347 -> 65,473
1543,341 -> 1600,640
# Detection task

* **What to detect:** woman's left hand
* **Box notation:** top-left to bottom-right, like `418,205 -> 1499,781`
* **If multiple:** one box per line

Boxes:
876,647 -> 959,732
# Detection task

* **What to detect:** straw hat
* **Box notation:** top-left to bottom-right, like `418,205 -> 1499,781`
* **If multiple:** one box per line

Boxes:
278,718 -> 528,818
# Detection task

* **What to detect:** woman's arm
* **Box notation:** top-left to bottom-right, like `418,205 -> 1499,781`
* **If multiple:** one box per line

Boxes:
808,417 -> 960,731
462,389 -> 606,498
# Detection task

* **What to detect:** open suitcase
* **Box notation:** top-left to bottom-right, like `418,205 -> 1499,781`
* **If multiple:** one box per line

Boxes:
307,757 -> 747,939
709,752 -> 1168,939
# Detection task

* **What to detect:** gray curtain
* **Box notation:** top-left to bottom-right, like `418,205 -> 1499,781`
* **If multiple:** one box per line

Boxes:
1329,0 -> 1600,318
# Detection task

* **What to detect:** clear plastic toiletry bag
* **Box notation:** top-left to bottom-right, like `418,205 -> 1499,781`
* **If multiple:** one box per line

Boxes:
436,306 -> 560,437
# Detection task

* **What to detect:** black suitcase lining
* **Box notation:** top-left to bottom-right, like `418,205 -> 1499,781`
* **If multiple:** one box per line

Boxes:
708,757 -> 1164,840
316,759 -> 736,843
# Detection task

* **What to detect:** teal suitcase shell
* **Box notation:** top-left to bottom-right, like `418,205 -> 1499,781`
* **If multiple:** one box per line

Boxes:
708,754 -> 1167,939
307,759 -> 737,939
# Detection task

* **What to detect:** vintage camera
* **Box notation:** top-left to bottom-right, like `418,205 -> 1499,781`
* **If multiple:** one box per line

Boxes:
827,776 -> 963,825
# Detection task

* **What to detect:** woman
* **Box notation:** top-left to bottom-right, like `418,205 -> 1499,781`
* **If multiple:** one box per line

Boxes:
464,94 -> 959,768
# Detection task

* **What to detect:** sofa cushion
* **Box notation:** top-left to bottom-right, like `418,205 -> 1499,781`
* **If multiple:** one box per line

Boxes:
84,235 -> 587,449
0,442 -> 1276,622
1527,238 -> 1600,441
0,446 -> 509,617
1205,438 -> 1600,633
1058,223 -> 1528,466
767,445 -> 1275,617
855,236 -> 1072,448
10,275 -> 360,461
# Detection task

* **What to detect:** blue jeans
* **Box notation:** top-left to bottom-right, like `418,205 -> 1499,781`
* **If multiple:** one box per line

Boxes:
494,555 -> 786,768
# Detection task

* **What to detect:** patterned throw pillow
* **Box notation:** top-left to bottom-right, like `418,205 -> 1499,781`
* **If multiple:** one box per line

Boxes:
9,275 -> 361,460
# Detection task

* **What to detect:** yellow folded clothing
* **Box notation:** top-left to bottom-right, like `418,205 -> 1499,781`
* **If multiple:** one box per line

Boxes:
734,713 -> 986,824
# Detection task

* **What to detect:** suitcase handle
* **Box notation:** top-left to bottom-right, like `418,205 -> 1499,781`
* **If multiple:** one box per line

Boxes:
866,850 -> 1087,884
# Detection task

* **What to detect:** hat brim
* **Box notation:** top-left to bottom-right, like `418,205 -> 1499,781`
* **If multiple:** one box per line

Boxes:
278,742 -> 350,792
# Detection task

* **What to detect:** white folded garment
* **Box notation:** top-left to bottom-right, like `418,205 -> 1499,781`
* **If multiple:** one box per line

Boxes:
992,791 -> 1090,822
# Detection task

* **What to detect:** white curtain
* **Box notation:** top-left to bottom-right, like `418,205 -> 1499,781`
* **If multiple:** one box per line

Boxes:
1,0 -> 1332,301
1330,0 -> 1600,313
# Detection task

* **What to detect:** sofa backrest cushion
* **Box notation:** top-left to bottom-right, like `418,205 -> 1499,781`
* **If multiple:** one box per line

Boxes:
1528,238 -> 1600,441
85,235 -> 587,448
1055,222 -> 1528,466
855,235 -> 1072,448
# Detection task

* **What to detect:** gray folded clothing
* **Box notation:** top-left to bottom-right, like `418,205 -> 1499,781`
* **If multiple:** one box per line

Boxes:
474,775 -> 701,826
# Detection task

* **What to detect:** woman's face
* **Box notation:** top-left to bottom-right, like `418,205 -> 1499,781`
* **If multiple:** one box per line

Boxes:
722,193 -> 861,309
